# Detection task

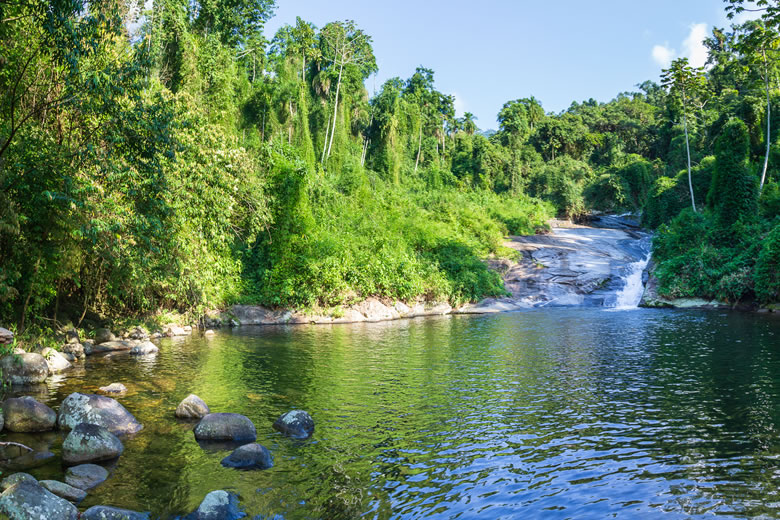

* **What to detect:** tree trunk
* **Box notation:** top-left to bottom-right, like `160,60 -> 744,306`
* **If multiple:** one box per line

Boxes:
761,51 -> 771,192
682,88 -> 697,212
321,111 -> 331,164
302,55 -> 306,83
414,123 -> 423,172
326,60 -> 344,160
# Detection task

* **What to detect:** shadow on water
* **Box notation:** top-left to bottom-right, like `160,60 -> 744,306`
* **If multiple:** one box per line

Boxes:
2,309 -> 780,518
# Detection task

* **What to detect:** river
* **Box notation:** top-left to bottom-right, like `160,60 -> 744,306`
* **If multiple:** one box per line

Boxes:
7,307 -> 780,519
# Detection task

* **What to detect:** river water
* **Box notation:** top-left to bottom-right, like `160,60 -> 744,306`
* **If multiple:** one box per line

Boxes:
6,308 -> 780,519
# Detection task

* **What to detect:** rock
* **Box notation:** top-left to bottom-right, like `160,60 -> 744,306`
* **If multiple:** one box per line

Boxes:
204,330 -> 216,336
175,394 -> 210,419
0,407 -> 4,431
83,340 -> 95,355
62,352 -> 77,363
220,443 -> 273,470
128,326 -> 149,341
39,480 -> 87,503
94,328 -> 116,344
40,347 -> 72,373
0,353 -> 49,385
82,505 -> 152,520
91,340 -> 135,353
353,298 -> 400,322
183,325 -> 193,334
57,392 -> 143,435
150,332 -> 163,339
0,481 -> 79,519
184,490 -> 245,520
273,410 -> 314,440
2,396 -> 56,432
62,423 -> 124,464
0,327 -> 13,345
65,329 -> 80,344
164,325 -> 187,337
193,413 -> 256,442
65,463 -> 109,490
98,383 -> 128,396
129,341 -> 158,356
0,473 -> 36,491
62,343 -> 85,360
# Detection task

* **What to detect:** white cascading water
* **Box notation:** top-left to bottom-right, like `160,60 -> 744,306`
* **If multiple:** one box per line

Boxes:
612,237 -> 653,310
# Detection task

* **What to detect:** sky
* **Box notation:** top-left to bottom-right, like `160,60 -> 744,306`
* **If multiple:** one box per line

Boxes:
264,0 -> 758,130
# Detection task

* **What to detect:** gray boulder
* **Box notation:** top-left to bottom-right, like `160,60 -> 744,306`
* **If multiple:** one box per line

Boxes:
98,383 -> 128,396
2,396 -> 56,432
65,329 -> 80,344
91,340 -> 135,353
220,443 -> 273,470
83,341 -> 95,355
0,481 -> 78,520
57,392 -> 143,435
273,410 -> 314,440
129,341 -> 158,356
41,347 -> 72,373
0,353 -> 49,385
184,490 -> 245,520
175,394 -> 210,419
62,343 -> 85,360
81,505 -> 152,520
62,423 -> 124,464
94,328 -> 116,345
0,473 -> 36,491
127,327 -> 149,341
193,413 -> 256,442
65,463 -> 109,490
39,480 -> 87,503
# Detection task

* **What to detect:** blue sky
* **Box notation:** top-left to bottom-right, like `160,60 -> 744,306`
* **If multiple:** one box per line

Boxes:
265,1 -> 754,130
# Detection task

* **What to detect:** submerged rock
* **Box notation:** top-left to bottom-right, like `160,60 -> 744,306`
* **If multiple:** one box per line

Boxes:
220,443 -> 273,470
183,490 -> 245,520
62,423 -> 124,464
193,413 -> 256,442
175,394 -> 210,419
81,505 -> 152,520
0,353 -> 49,385
0,481 -> 79,520
57,392 -> 143,435
94,328 -> 116,345
41,347 -> 72,373
2,396 -> 56,432
39,479 -> 87,503
129,341 -> 158,356
98,383 -> 128,396
273,410 -> 314,440
65,463 -> 109,490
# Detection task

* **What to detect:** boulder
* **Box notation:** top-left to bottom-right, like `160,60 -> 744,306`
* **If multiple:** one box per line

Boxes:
273,410 -> 314,440
81,506 -> 152,520
91,340 -> 135,353
0,327 -> 13,345
65,463 -> 109,490
65,329 -> 80,344
2,396 -> 56,432
164,325 -> 188,337
93,328 -> 116,345
83,340 -> 95,355
0,353 -> 49,385
0,473 -> 36,491
193,413 -> 256,442
57,392 -> 143,435
62,343 -> 85,360
41,347 -> 72,373
62,423 -> 124,464
220,443 -> 273,470
175,394 -> 210,419
127,327 -> 149,341
183,490 -> 245,520
204,330 -> 216,336
39,480 -> 87,503
0,481 -> 78,520
129,341 -> 158,356
98,383 -> 128,396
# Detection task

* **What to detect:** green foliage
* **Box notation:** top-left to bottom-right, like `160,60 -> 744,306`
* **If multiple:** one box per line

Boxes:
710,118 -> 760,230
754,222 -> 780,303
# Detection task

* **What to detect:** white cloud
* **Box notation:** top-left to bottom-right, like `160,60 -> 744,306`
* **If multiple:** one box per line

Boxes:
682,23 -> 709,68
652,44 -> 676,68
452,92 -> 466,118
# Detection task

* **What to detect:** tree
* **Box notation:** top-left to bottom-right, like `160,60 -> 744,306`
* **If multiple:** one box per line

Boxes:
711,118 -> 759,229
662,58 -> 709,212
461,112 -> 478,135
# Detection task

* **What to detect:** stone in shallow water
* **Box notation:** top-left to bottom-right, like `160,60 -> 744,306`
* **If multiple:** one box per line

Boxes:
175,394 -> 210,419
183,490 -> 245,520
0,481 -> 79,520
57,392 -> 143,435
273,410 -> 314,440
129,341 -> 158,356
98,383 -> 128,396
0,353 -> 49,385
193,413 -> 256,442
62,423 -> 124,464
93,328 -> 116,345
220,443 -> 273,470
39,479 -> 87,503
41,347 -> 72,373
81,505 -> 152,519
2,396 -> 56,432
65,463 -> 109,490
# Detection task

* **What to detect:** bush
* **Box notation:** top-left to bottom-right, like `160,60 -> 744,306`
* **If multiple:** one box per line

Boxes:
754,223 -> 780,303
710,119 -> 759,230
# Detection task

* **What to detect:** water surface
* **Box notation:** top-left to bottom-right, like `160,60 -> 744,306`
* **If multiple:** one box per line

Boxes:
6,308 -> 780,519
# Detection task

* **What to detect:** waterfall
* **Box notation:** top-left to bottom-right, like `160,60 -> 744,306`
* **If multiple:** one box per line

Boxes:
611,236 -> 652,310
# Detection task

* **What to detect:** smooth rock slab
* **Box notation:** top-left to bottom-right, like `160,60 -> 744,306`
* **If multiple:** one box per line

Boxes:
40,347 -> 72,373
0,481 -> 79,520
129,341 -> 158,356
183,490 -> 245,520
175,394 -> 210,419
98,383 -> 128,396
220,443 -> 273,470
2,396 -> 56,432
57,392 -> 143,435
0,353 -> 49,385
193,413 -> 256,442
39,480 -> 87,503
91,340 -> 135,353
81,505 -> 152,520
273,410 -> 314,440
62,423 -> 124,464
65,464 -> 109,490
